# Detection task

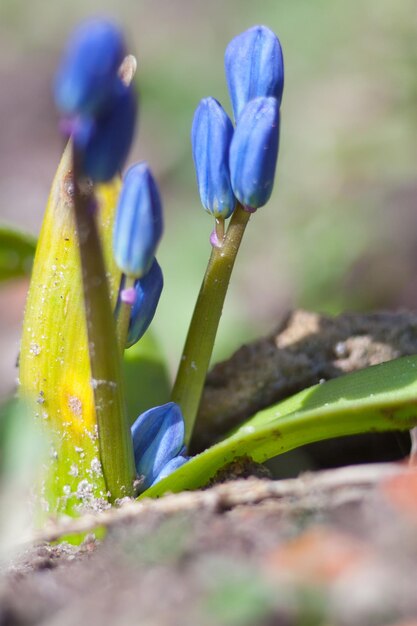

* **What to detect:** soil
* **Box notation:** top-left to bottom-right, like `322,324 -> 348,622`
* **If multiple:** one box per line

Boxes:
2,309 -> 417,626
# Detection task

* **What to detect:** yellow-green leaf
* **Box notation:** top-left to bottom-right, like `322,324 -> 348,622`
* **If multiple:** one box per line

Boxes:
19,143 -> 122,517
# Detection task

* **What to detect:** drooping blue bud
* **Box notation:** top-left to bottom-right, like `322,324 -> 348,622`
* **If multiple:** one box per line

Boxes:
113,162 -> 163,277
229,96 -> 280,210
225,25 -> 284,121
131,402 -> 186,490
73,82 -> 137,182
54,18 -> 126,116
191,97 -> 236,219
125,258 -> 163,348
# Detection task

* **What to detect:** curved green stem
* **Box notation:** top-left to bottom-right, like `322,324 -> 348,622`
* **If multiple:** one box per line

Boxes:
171,203 -> 251,444
72,148 -> 135,501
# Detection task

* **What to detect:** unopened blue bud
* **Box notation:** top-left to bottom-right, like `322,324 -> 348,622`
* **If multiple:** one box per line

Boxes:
74,83 -> 137,182
113,162 -> 163,277
131,402 -> 186,489
126,259 -> 163,348
54,18 -> 126,116
191,97 -> 236,219
151,455 -> 189,486
229,96 -> 280,209
225,25 -> 284,121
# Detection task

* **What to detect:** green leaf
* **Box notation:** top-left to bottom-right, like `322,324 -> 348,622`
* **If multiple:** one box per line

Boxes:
0,225 -> 37,282
123,330 -> 171,425
19,144 -> 123,516
141,355 -> 417,498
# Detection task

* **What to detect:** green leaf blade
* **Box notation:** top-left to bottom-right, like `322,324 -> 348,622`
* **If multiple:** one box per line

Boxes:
141,356 -> 417,498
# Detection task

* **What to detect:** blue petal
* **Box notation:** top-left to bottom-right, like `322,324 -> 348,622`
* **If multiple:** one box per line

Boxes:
113,162 -> 163,277
225,25 -> 284,122
131,402 -> 185,488
191,97 -> 236,219
74,83 -> 137,182
229,97 -> 280,209
150,455 -> 189,487
126,259 -> 163,348
54,18 -> 126,116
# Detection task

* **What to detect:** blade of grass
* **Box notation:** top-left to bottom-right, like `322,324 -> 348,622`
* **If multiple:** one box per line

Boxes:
142,355 -> 417,497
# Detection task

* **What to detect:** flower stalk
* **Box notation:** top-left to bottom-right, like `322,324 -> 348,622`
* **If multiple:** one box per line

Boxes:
215,217 -> 225,243
115,275 -> 136,353
72,147 -> 135,501
171,203 -> 251,445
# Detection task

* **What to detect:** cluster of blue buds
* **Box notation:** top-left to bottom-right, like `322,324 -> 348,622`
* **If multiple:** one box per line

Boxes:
55,18 -> 164,354
54,18 -> 137,182
192,25 -> 284,219
131,402 -> 188,490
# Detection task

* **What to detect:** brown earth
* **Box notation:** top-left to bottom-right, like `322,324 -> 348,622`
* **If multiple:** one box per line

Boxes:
2,465 -> 417,626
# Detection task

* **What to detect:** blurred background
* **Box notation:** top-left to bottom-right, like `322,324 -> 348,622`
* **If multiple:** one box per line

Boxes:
0,0 -> 416,399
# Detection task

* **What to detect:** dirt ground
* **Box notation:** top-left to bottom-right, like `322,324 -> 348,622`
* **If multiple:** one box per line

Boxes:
2,309 -> 417,626
1,464 -> 417,626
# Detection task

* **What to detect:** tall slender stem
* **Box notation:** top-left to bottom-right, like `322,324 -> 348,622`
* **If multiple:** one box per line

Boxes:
171,203 -> 251,445
72,147 -> 136,500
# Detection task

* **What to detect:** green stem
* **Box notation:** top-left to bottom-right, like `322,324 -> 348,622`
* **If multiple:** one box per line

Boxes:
171,203 -> 251,445
215,217 -> 225,243
72,147 -> 135,501
115,275 -> 136,353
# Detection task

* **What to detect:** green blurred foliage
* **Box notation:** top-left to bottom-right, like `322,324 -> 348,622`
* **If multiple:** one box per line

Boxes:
123,331 -> 171,421
0,0 -> 415,370
0,227 -> 36,282
0,399 -> 45,557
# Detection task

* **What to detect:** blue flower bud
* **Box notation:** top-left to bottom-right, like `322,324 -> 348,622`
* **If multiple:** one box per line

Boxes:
73,82 -> 137,182
191,97 -> 236,219
150,455 -> 189,486
131,402 -> 186,490
225,25 -> 284,121
113,162 -> 163,277
54,18 -> 126,116
229,96 -> 280,209
126,259 -> 163,348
